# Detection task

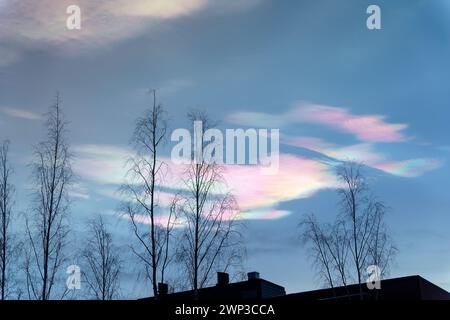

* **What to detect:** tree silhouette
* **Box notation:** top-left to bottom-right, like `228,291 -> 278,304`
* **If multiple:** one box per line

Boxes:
24,94 -> 73,300
176,111 -> 244,298
301,161 -> 397,298
121,90 -> 177,298
0,140 -> 16,299
82,215 -> 121,300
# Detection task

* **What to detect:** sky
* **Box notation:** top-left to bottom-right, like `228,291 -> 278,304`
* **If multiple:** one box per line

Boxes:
1,0 -> 450,298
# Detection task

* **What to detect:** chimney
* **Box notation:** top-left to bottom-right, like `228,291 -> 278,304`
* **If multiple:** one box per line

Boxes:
158,282 -> 168,295
216,272 -> 230,286
247,272 -> 260,281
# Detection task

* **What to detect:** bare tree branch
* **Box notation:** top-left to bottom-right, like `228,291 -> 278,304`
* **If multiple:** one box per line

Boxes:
25,93 -> 73,300
0,140 -> 20,299
176,111 -> 245,298
120,90 -> 176,298
301,161 -> 397,299
82,215 -> 121,300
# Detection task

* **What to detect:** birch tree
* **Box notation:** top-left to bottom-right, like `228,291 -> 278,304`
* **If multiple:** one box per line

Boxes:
82,216 -> 121,300
25,94 -> 73,300
121,90 -> 176,297
301,162 -> 396,298
0,140 -> 14,299
176,111 -> 244,298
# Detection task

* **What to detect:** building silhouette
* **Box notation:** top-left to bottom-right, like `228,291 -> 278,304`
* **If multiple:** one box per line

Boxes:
142,272 -> 450,301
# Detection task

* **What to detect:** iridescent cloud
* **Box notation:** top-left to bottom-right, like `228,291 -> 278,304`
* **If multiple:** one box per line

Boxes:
282,135 -> 442,178
0,0 -> 205,48
73,137 -> 442,223
227,103 -> 409,142
0,0 -> 261,64
72,144 -> 132,185
73,145 -> 338,220
293,104 -> 408,142
0,107 -> 41,120
222,154 -> 338,211
374,159 -> 444,178
282,135 -> 385,164
240,209 -> 291,220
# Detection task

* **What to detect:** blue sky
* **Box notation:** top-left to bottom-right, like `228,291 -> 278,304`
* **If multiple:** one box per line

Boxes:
0,0 -> 449,297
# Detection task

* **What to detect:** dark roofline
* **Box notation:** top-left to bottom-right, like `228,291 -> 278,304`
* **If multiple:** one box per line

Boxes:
287,274 -> 424,296
140,276 -> 286,301
272,275 -> 450,301
139,274 -> 450,301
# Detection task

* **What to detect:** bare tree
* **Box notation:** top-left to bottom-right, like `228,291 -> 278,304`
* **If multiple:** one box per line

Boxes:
0,140 -> 14,299
337,162 -> 367,295
159,196 -> 179,285
301,162 -> 396,298
300,214 -> 335,289
121,90 -> 175,298
325,220 -> 350,287
301,215 -> 351,291
25,94 -> 73,300
367,204 -> 397,278
82,216 -> 121,300
337,162 -> 396,297
176,111 -> 244,298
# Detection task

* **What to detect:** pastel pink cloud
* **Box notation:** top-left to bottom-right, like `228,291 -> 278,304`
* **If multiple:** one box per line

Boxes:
163,153 -> 337,220
281,136 -> 442,178
139,153 -> 338,219
292,104 -> 408,142
221,153 -> 338,211
374,158 -> 443,178
162,153 -> 338,217
227,103 -> 409,143
0,0 -> 262,65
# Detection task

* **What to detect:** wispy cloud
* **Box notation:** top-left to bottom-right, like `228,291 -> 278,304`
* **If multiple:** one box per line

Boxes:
0,0 -> 206,45
228,103 -> 409,142
120,212 -> 185,228
282,135 -> 385,164
0,0 -> 262,65
68,183 -> 90,200
72,144 -> 132,185
0,107 -> 41,120
282,134 -> 443,178
223,154 -> 338,211
76,141 -> 442,220
240,208 -> 291,220
373,159 -> 444,178
74,144 -> 338,219
76,140 -> 442,221
295,104 -> 408,142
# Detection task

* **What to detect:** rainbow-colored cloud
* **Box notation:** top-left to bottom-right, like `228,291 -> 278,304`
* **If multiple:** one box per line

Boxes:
228,103 -> 408,142
282,135 -> 443,178
0,0 -> 261,65
374,159 -> 443,178
72,145 -> 338,221
222,154 -> 338,211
